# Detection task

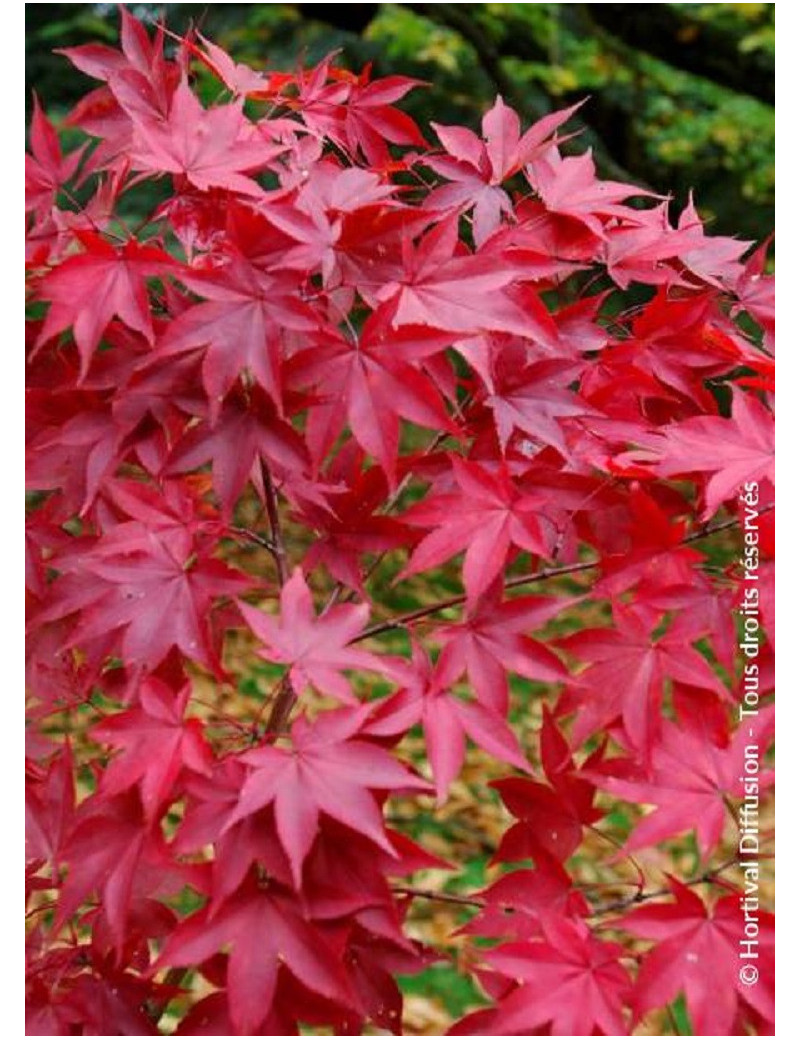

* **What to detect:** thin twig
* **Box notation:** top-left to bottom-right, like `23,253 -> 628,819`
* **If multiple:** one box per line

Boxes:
393,856 -> 742,919
353,504 -> 774,643
262,673 -> 297,742
262,461 -> 288,586
144,966 -> 188,1026
259,462 -> 298,736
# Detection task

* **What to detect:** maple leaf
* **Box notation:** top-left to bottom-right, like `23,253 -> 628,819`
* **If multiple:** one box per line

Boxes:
602,204 -> 706,289
156,257 -> 316,413
558,601 -> 730,755
459,858 -> 590,942
617,878 -> 774,1034
483,356 -> 595,454
344,73 -> 425,156
590,706 -> 774,857
366,644 -> 532,804
400,458 -> 549,607
239,568 -> 398,703
676,195 -> 752,288
425,98 -> 580,245
191,30 -> 273,97
37,519 -> 251,677
491,709 -> 604,863
172,758 -> 293,907
298,455 -> 414,592
155,875 -> 357,1034
300,65 -> 425,165
25,744 -> 75,878
526,149 -> 654,235
732,238 -> 775,351
298,308 -> 458,481
654,390 -> 775,519
34,233 -> 174,378
56,791 -> 176,949
454,918 -> 632,1035
126,79 -> 285,195
165,384 -> 308,517
588,288 -> 734,407
26,94 -> 85,215
92,677 -> 212,819
433,583 -> 568,714
375,218 -> 535,336
226,707 -> 430,886
593,484 -> 706,596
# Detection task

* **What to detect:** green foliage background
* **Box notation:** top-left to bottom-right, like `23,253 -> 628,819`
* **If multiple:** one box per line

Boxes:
27,3 -> 774,241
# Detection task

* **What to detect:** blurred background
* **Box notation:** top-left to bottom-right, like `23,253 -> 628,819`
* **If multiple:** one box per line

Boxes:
26,3 -> 774,242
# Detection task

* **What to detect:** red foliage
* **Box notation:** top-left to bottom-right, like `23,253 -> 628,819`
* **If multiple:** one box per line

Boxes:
26,11 -> 774,1035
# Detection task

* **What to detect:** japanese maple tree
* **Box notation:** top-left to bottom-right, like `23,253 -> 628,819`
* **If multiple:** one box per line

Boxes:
26,9 -> 775,1036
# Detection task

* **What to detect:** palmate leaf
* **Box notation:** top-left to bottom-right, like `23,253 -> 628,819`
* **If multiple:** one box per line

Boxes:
238,568 -> 402,703
617,879 -> 774,1035
226,706 -> 430,886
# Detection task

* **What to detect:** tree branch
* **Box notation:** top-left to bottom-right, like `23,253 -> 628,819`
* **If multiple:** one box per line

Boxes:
262,461 -> 288,587
263,672 -> 297,741
585,4 -> 774,106
354,504 -> 774,642
392,855 -> 743,918
258,462 -> 298,737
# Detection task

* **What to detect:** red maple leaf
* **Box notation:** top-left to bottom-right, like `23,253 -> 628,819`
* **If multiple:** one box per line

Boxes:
154,875 -> 357,1034
455,917 -> 632,1035
26,94 -> 85,215
36,518 -> 251,677
654,389 -> 775,519
617,878 -> 774,1035
433,583 -> 568,714
366,644 -> 532,804
526,149 -> 654,235
375,218 -> 534,336
165,384 -> 308,518
92,677 -> 213,819
491,709 -> 604,864
400,457 -> 549,607
294,449 -> 414,592
298,308 -> 458,481
156,257 -> 316,413
424,98 -> 580,245
226,706 -> 430,886
239,568 -> 398,703
34,232 -> 174,378
127,79 -> 285,195
590,705 -> 774,857
558,601 -> 730,755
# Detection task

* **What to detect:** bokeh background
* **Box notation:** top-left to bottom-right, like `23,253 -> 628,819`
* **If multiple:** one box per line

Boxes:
26,3 -> 774,242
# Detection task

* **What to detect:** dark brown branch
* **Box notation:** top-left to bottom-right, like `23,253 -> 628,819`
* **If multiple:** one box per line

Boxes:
404,3 -> 651,187
587,857 -> 741,917
392,856 -> 742,919
585,4 -> 774,106
144,966 -> 187,1027
405,2 -> 518,102
354,505 -> 774,643
393,884 -> 486,909
260,463 -> 298,737
262,461 -> 288,587
263,673 -> 297,741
